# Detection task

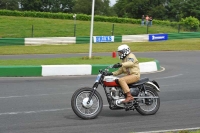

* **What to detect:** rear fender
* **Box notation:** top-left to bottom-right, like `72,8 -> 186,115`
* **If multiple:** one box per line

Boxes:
146,81 -> 160,92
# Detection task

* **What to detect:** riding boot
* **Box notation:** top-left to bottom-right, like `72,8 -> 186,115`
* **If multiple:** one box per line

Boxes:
122,91 -> 134,103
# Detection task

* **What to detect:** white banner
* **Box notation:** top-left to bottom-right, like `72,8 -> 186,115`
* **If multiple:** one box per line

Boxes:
122,35 -> 149,42
25,37 -> 76,45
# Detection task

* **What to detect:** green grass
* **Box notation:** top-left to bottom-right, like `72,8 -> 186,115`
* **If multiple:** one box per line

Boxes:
0,16 -> 179,38
0,38 -> 200,55
132,129 -> 200,133
0,15 -> 200,65
0,38 -> 200,65
0,57 -> 154,65
164,130 -> 200,133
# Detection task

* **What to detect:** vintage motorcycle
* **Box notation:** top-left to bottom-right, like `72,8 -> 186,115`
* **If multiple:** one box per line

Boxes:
71,65 -> 160,119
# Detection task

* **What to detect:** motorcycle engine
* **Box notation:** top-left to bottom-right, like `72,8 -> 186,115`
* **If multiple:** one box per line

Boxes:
110,87 -> 120,99
109,87 -> 125,107
130,87 -> 139,96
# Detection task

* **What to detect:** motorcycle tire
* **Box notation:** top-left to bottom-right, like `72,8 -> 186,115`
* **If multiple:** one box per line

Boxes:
136,84 -> 160,115
71,87 -> 103,119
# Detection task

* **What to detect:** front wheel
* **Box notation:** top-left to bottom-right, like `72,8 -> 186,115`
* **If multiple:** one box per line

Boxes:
136,85 -> 160,115
71,87 -> 103,119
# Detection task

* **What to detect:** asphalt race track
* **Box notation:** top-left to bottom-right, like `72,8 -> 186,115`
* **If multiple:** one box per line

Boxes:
0,51 -> 200,133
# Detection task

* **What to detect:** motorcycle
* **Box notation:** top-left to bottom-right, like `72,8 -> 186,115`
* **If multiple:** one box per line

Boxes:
71,65 -> 160,119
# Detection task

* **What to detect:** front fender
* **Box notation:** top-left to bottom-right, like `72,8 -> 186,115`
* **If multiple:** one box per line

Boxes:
146,81 -> 160,92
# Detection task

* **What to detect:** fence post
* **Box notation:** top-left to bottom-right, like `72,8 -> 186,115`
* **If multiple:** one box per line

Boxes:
73,14 -> 77,37
111,23 -> 114,36
31,25 -> 34,37
146,24 -> 149,34
178,24 -> 180,33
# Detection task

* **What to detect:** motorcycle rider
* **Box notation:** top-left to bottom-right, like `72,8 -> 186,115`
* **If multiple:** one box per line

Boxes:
107,44 -> 140,103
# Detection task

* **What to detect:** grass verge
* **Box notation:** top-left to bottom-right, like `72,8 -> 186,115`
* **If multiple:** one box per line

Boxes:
0,56 -> 154,65
0,38 -> 199,65
0,16 -> 179,38
0,38 -> 200,55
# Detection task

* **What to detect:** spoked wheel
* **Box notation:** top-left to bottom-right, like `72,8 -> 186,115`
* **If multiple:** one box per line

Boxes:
71,87 -> 103,119
136,85 -> 160,115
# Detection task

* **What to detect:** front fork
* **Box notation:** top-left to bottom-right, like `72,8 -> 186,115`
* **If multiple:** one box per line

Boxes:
87,82 -> 99,104
103,86 -> 112,105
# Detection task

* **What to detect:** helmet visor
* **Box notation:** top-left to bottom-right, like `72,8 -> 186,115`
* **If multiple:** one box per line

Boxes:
117,51 -> 122,56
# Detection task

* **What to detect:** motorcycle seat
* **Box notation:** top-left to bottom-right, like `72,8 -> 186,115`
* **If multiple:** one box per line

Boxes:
129,77 -> 149,87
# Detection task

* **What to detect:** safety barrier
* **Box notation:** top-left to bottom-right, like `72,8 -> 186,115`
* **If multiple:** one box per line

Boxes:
122,35 -> 149,42
0,32 -> 199,46
0,38 -> 24,46
168,32 -> 200,40
0,60 -> 160,77
25,37 -> 76,45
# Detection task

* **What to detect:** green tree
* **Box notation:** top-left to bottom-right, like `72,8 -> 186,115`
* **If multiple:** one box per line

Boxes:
20,0 -> 43,11
73,0 -> 112,16
148,5 -> 167,20
20,0 -> 74,13
61,0 -> 74,13
181,16 -> 199,31
50,0 -> 62,12
181,0 -> 200,20
0,0 -> 19,10
73,0 -> 91,14
165,0 -> 184,21
114,0 -> 200,21
110,0 -> 200,21
47,0 -> 74,13
114,0 -> 149,18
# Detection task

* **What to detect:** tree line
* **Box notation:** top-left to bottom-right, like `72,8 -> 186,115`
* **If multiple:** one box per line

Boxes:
0,0 -> 200,21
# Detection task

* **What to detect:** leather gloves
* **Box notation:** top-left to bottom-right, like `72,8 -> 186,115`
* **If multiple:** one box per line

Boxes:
112,63 -> 122,68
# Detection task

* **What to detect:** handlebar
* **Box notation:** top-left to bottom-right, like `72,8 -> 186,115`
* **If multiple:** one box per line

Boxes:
107,65 -> 114,69
99,65 -> 114,75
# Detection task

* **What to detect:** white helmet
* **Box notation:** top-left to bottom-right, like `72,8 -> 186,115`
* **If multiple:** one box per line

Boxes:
117,44 -> 131,60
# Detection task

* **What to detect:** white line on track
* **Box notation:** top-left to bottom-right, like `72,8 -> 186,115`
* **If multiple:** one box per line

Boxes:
136,127 -> 200,133
161,81 -> 199,87
0,92 -> 70,99
0,105 -> 109,116
0,108 -> 70,116
153,74 -> 183,80
0,73 -> 183,99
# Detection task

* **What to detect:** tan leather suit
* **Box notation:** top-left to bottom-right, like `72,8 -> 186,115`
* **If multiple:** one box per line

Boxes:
112,53 -> 140,93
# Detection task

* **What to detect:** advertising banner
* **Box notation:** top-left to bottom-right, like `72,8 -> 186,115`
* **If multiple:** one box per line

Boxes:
149,34 -> 168,41
93,36 -> 114,43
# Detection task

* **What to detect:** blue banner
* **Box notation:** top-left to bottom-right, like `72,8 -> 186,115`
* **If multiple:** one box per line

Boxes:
93,36 -> 114,43
149,34 -> 168,41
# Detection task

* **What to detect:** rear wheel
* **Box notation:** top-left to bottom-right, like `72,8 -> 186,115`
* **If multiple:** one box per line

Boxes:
136,85 -> 160,115
71,87 -> 103,119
